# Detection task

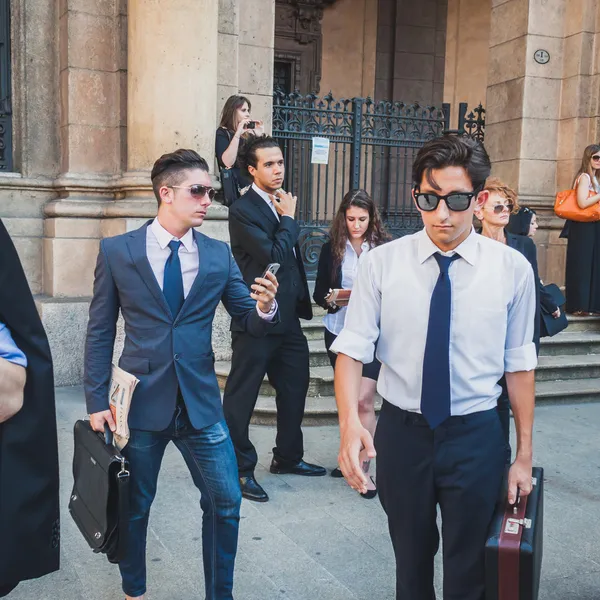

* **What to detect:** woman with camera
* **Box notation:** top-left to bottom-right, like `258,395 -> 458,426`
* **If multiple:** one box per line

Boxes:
313,190 -> 389,499
215,95 -> 264,204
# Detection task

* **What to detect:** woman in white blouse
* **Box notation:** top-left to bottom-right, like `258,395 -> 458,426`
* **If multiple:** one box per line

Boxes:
313,190 -> 389,498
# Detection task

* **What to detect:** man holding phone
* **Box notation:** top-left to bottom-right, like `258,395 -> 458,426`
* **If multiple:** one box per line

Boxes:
224,135 -> 326,503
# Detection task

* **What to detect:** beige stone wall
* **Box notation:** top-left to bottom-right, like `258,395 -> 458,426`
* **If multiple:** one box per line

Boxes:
374,0 -> 448,105
444,0 -> 490,124
320,0 -> 377,99
217,0 -> 275,135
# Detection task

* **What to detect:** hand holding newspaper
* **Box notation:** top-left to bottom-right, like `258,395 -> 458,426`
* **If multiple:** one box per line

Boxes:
325,288 -> 352,308
108,364 -> 139,450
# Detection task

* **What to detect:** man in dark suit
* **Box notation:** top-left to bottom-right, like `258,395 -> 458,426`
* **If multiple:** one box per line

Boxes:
85,149 -> 279,600
223,135 -> 326,503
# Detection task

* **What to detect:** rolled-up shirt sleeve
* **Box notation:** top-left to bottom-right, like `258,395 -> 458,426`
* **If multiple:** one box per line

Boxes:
330,252 -> 381,364
505,264 -> 538,373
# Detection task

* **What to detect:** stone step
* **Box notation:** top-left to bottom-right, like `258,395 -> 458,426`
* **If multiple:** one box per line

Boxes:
308,339 -> 331,367
251,394 -> 383,425
539,331 -> 600,356
535,378 -> 600,404
215,361 -> 334,397
300,320 -> 326,341
563,315 -> 600,332
535,354 -> 600,382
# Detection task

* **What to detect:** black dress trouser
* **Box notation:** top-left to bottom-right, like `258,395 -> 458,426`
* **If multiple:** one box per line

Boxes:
375,401 -> 506,600
223,318 -> 310,477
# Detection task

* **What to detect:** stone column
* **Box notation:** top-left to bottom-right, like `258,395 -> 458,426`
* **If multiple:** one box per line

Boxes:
126,0 -> 219,175
486,0 -> 566,283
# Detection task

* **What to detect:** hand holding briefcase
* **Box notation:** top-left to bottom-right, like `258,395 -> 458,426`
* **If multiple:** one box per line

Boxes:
68,420 -> 130,564
485,467 -> 544,600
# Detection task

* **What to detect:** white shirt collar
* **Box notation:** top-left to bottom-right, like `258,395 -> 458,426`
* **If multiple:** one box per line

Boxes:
252,183 -> 275,205
417,226 -> 478,266
346,238 -> 371,254
151,217 -> 196,253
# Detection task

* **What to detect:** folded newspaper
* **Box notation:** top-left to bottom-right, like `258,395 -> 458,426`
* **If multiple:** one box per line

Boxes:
108,364 -> 139,450
324,288 -> 352,308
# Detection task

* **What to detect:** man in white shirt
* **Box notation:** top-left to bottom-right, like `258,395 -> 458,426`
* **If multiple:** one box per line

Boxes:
85,149 -> 279,600
331,135 -> 537,600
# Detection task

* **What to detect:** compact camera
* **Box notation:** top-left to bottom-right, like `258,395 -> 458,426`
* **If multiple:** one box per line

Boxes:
244,121 -> 257,130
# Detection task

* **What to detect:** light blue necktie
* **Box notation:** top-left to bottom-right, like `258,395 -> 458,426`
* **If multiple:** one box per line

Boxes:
420,253 -> 460,429
163,240 -> 184,317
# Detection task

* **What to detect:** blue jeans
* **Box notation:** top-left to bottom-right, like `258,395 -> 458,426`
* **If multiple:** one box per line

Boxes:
119,404 -> 242,599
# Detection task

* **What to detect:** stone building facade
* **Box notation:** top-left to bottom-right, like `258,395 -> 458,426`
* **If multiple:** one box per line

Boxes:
1,0 -> 600,385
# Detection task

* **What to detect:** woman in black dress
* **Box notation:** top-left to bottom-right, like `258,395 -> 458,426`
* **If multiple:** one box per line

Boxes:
215,95 -> 264,199
313,190 -> 389,498
564,144 -> 600,315
476,178 -> 559,461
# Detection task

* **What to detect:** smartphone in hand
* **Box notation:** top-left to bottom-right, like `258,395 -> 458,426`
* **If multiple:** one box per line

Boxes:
261,263 -> 280,279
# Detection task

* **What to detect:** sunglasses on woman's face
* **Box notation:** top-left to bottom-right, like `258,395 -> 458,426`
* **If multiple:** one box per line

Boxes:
491,202 -> 514,214
169,184 -> 216,200
592,155 -> 600,161
414,190 -> 478,212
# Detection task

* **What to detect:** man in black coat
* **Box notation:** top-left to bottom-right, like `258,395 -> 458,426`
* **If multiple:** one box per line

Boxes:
223,135 -> 326,502
0,219 -> 60,596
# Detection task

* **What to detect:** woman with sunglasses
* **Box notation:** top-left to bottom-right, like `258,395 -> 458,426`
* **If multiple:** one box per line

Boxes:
564,144 -> 600,316
313,190 -> 390,498
475,178 -> 557,458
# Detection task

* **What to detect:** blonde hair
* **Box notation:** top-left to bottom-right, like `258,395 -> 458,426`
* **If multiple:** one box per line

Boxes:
483,177 -> 520,213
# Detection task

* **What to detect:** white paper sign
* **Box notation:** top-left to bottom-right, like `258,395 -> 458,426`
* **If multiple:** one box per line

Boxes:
311,137 -> 330,165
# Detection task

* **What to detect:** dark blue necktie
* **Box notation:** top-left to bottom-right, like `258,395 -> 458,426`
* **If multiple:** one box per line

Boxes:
163,240 -> 184,317
421,253 -> 461,429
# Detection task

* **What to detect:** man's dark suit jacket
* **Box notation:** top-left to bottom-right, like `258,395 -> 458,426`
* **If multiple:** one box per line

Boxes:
84,221 -> 277,432
228,187 -> 312,333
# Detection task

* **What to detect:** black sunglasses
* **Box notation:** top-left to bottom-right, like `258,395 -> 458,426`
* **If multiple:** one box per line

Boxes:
414,188 -> 479,212
169,184 -> 216,200
491,202 -> 514,214
592,155 -> 600,161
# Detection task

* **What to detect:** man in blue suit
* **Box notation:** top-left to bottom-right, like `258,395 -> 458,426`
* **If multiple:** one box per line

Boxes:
84,149 -> 279,600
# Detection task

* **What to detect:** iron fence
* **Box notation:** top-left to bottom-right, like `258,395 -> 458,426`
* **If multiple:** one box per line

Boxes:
272,92 -> 485,277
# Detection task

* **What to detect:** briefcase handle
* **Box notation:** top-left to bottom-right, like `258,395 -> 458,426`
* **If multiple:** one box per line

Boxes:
103,423 -> 114,446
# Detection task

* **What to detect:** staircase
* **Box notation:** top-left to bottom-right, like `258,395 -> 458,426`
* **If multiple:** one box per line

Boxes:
215,311 -> 600,425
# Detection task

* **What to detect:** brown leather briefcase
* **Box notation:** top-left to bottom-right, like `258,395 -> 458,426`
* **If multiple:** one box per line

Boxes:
485,467 -> 544,600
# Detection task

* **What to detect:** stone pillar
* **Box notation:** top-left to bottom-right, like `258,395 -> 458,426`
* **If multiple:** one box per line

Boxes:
126,0 -> 219,174
486,0 -> 566,284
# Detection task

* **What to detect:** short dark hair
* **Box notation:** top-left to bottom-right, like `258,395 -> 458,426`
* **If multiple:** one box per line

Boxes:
238,135 -> 281,180
412,135 -> 491,192
150,149 -> 209,204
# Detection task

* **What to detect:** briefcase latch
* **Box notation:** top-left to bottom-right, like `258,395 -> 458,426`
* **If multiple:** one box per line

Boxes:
505,517 -> 532,534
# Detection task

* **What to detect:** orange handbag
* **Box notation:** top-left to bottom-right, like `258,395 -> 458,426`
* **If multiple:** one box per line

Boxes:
554,175 -> 600,222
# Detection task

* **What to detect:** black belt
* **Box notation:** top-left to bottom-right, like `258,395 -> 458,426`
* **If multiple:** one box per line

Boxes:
382,399 -> 497,427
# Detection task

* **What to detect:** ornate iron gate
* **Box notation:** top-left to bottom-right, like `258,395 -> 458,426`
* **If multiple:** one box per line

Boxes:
272,92 -> 485,277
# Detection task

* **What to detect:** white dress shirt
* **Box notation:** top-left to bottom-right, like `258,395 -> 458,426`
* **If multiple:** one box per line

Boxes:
324,239 -> 371,336
252,183 -> 280,221
330,228 -> 537,415
146,218 -> 276,318
251,183 -> 297,257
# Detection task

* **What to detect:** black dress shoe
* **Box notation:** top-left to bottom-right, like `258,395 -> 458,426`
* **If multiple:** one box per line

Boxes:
269,458 -> 327,476
330,467 -> 344,478
239,476 -> 269,502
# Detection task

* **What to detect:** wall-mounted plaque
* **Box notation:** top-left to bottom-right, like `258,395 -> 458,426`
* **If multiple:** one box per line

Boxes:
534,49 -> 550,64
